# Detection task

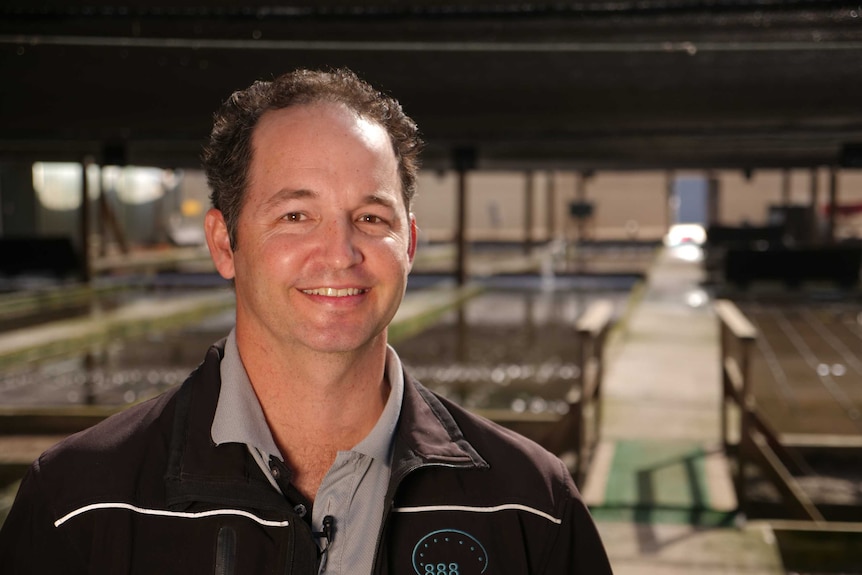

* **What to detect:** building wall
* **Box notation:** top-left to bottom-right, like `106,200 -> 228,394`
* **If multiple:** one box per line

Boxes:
719,168 -> 862,239
581,171 -> 668,241
10,164 -> 862,248
413,167 -> 862,244
414,170 -> 671,243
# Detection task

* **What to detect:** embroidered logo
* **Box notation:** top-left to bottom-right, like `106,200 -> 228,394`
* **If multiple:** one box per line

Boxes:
411,529 -> 489,575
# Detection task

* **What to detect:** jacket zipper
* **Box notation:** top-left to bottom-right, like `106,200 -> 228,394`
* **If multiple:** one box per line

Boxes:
215,525 -> 237,575
370,460 -> 475,574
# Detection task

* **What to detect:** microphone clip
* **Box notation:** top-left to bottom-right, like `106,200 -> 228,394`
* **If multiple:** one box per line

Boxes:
314,515 -> 336,551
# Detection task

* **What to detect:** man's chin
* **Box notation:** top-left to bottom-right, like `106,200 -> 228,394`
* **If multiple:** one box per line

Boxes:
301,329 -> 388,356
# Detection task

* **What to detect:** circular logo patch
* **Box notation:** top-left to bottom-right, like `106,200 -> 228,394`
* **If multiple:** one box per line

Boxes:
411,529 -> 489,575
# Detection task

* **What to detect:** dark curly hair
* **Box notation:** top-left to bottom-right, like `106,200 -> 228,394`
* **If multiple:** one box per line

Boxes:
202,68 -> 423,249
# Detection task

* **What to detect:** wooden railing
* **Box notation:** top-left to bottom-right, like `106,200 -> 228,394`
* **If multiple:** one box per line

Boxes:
714,299 -> 825,523
481,299 -> 614,487
543,299 -> 614,487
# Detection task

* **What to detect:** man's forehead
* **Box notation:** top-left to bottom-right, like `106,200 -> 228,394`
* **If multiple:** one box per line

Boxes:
245,101 -> 410,204
251,104 -> 394,167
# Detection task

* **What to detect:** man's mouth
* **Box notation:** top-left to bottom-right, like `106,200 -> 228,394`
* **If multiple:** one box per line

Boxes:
301,287 -> 367,297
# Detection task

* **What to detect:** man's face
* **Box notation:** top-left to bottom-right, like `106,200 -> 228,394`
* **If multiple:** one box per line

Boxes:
206,102 -> 416,357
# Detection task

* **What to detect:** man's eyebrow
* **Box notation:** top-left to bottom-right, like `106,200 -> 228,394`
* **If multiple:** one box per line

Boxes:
361,193 -> 398,210
261,188 -> 317,210
259,189 -> 400,212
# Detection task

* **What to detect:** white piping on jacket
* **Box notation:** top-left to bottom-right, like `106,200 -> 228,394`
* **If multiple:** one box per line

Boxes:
54,502 -> 291,528
392,503 -> 563,525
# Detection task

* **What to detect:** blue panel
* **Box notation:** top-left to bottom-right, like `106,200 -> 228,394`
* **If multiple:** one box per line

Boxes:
674,177 -> 708,224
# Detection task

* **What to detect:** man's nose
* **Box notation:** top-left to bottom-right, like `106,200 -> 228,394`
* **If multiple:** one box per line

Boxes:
321,218 -> 363,268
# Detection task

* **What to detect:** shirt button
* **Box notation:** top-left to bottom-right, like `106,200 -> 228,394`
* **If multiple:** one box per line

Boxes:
270,466 -> 281,479
293,504 -> 307,517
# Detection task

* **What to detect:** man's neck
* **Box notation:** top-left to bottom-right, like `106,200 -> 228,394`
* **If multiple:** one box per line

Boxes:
234,328 -> 391,500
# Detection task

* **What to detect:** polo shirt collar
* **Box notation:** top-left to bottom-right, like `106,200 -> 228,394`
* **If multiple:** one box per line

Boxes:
211,329 -> 404,465
352,345 -> 404,462
211,329 -> 282,460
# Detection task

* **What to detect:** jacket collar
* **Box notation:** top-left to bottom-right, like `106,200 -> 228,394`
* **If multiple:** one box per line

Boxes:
393,371 -> 488,472
164,340 -> 287,513
163,340 -> 488,511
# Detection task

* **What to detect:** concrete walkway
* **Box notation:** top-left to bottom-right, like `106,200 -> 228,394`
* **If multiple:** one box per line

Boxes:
582,246 -> 785,574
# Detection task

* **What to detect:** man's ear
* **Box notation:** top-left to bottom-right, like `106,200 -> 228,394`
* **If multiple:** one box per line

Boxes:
204,208 -> 236,280
407,213 -> 418,266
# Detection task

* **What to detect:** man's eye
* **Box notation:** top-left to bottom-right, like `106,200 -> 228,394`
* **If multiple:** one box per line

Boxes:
283,213 -> 304,222
359,214 -> 383,224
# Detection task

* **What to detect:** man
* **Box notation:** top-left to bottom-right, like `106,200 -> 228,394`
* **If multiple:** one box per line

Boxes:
0,68 -> 612,574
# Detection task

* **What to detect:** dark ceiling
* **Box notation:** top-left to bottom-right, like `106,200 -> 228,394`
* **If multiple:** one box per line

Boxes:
2,1 -> 862,172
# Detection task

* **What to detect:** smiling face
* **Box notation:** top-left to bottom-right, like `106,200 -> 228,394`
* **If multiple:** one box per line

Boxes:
205,102 -> 416,358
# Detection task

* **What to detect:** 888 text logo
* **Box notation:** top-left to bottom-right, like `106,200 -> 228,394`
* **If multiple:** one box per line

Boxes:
424,563 -> 460,574
412,530 -> 488,575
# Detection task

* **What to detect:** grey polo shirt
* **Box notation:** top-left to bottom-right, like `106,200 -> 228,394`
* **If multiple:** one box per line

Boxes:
211,329 -> 404,575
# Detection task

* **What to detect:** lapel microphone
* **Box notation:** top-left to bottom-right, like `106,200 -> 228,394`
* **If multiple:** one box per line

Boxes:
314,515 -> 336,549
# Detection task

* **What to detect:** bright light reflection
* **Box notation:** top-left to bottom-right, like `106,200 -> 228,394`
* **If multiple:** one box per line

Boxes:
686,290 -> 709,308
665,223 -> 706,246
33,163 -> 169,210
673,244 -> 703,262
33,162 -> 82,210
115,167 -> 165,205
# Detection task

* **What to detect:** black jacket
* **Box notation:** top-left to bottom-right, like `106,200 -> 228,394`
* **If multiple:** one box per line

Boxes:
0,341 -> 612,574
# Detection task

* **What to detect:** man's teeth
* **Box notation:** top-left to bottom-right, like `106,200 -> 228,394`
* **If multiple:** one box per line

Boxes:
302,287 -> 365,297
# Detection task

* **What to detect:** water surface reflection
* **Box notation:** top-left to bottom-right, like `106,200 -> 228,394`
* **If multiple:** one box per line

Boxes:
0,274 -> 637,411
0,310 -> 234,407
396,275 -> 634,413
